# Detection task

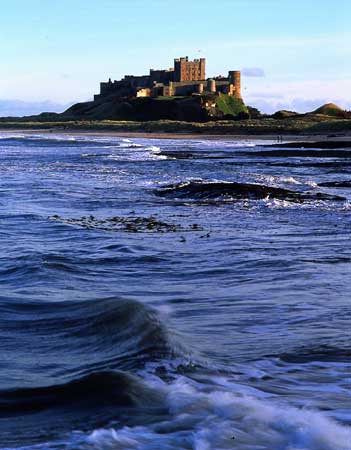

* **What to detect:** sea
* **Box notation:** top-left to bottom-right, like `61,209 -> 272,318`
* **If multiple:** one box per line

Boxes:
0,131 -> 350,450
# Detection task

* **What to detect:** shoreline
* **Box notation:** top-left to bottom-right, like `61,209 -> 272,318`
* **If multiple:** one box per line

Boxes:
1,128 -> 350,142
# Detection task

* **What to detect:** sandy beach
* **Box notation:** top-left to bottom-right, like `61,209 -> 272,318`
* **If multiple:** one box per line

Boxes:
1,128 -> 350,142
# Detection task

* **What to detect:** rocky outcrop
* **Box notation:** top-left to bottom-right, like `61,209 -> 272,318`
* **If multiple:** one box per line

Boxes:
59,93 -> 248,123
156,180 -> 345,202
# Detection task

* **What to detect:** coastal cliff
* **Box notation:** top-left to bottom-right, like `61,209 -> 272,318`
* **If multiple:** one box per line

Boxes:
60,93 -> 248,122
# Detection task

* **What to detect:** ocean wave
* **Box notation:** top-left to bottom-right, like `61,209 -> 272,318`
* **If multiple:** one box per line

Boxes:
2,132 -> 350,449
0,133 -> 27,140
118,142 -> 143,148
81,153 -> 112,157
0,134 -> 124,147
253,174 -> 303,186
106,152 -> 167,161
277,344 -> 351,364
8,367 -> 350,449
318,180 -> 351,188
0,370 -> 163,415
0,295 -> 194,447
82,374 -> 351,450
0,297 -> 183,390
145,145 -> 161,153
80,145 -> 163,161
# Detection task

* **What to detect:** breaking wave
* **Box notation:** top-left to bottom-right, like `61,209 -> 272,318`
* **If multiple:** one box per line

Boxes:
0,370 -> 163,415
20,373 -> 351,450
86,384 -> 351,450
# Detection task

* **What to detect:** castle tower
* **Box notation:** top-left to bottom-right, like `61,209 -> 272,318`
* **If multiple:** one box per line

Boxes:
228,71 -> 241,98
208,79 -> 216,93
174,56 -> 206,82
197,83 -> 204,94
174,57 -> 188,82
199,58 -> 206,80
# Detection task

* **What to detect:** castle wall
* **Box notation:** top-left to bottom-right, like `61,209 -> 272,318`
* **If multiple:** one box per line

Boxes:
95,57 -> 242,101
124,75 -> 150,88
149,69 -> 174,84
136,88 -> 151,97
100,81 -> 114,96
170,80 -> 205,96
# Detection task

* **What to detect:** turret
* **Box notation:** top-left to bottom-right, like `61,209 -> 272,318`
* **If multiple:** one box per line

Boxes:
228,71 -> 241,98
208,79 -> 216,93
197,83 -> 204,94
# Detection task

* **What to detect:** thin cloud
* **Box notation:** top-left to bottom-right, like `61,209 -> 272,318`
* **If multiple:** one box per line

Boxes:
248,91 -> 284,99
244,78 -> 351,113
242,67 -> 265,77
0,99 -> 72,117
246,97 -> 351,114
205,34 -> 351,51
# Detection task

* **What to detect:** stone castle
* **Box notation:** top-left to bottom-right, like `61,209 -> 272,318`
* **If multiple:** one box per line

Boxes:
94,56 -> 242,101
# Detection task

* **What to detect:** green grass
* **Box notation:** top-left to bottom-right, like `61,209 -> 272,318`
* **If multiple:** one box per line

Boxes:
0,117 -> 350,135
153,96 -> 186,101
215,94 -> 248,117
313,103 -> 345,117
307,120 -> 351,133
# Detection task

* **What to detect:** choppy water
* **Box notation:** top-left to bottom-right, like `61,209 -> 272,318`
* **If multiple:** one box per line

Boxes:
0,132 -> 350,450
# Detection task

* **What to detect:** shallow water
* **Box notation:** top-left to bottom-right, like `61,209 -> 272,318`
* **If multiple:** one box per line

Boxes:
0,132 -> 350,449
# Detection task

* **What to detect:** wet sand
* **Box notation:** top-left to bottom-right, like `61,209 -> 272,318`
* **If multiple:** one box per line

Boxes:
1,128 -> 350,142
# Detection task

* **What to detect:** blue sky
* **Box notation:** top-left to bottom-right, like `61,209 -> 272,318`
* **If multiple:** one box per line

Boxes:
0,0 -> 350,113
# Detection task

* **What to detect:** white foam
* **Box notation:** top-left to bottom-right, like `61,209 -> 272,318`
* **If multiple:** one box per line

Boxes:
106,152 -> 167,161
341,201 -> 351,210
264,198 -> 296,209
255,174 -> 302,186
145,145 -> 161,153
280,176 -> 301,185
118,141 -> 143,148
85,374 -> 351,450
306,180 -> 318,188
0,133 -> 26,139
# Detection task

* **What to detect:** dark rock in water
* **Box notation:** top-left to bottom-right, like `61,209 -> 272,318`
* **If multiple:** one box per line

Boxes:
263,141 -> 351,149
159,151 -> 196,159
49,214 -> 204,233
156,181 -> 346,203
318,180 -> 351,188
249,149 -> 351,158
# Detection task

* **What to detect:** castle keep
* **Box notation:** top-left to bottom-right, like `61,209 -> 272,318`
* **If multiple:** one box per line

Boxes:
94,56 -> 242,101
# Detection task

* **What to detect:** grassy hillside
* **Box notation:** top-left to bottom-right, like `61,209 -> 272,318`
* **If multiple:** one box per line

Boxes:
13,94 -> 250,123
61,96 -> 210,122
312,103 -> 346,117
215,94 -> 248,117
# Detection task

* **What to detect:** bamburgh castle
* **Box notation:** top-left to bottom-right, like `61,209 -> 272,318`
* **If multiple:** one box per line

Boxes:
94,56 -> 242,101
